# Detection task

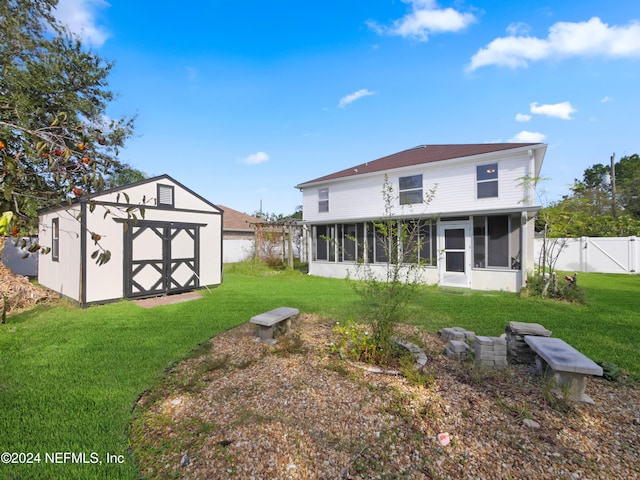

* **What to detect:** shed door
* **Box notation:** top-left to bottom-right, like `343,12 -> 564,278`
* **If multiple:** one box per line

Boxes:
124,221 -> 200,298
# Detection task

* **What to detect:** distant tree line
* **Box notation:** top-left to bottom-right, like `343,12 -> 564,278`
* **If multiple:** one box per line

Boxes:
538,153 -> 640,237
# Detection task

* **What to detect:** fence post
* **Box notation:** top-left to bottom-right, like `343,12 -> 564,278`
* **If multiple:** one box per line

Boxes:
580,236 -> 588,273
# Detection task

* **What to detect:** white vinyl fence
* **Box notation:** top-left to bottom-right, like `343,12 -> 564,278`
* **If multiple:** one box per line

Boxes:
533,236 -> 639,274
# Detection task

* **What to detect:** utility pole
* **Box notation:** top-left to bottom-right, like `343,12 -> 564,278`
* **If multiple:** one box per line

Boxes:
610,153 -> 617,219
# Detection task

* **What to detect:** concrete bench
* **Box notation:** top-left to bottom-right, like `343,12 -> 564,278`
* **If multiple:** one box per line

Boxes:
250,307 -> 299,344
524,336 -> 603,404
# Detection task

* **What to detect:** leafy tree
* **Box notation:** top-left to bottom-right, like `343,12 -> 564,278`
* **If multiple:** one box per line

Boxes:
571,154 -> 640,220
575,162 -> 610,191
348,175 -> 436,364
538,197 -> 640,238
105,164 -> 148,189
539,154 -> 640,238
616,154 -> 640,218
0,0 -> 135,237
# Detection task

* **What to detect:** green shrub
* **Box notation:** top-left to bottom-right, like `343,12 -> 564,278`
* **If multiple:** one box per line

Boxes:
331,319 -> 379,363
526,274 -> 585,304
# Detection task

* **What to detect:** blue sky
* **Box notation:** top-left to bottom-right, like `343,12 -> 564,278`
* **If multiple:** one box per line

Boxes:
54,0 -> 640,216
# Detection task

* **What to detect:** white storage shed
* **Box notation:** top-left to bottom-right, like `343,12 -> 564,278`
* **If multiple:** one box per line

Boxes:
38,175 -> 223,307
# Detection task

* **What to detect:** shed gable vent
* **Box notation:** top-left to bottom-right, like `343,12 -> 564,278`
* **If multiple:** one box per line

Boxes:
158,184 -> 174,207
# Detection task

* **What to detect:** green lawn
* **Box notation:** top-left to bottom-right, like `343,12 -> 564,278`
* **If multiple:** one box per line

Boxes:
0,266 -> 638,479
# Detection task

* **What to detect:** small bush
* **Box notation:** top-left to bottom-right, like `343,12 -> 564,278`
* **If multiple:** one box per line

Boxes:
331,319 -> 380,363
526,274 -> 585,304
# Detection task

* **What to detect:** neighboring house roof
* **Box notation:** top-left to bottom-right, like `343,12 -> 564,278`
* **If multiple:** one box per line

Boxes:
296,143 -> 544,188
218,205 -> 264,233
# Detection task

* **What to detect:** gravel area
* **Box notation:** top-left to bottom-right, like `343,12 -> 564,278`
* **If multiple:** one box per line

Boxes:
131,314 -> 640,479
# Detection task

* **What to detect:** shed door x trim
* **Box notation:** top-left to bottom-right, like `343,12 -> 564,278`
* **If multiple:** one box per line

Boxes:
124,220 -> 202,298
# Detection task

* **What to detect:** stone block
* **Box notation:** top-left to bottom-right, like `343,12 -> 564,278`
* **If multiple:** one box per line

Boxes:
448,340 -> 468,354
474,335 -> 494,346
507,321 -> 552,337
493,357 -> 509,367
494,337 -> 507,347
445,347 -> 467,360
475,350 -> 498,361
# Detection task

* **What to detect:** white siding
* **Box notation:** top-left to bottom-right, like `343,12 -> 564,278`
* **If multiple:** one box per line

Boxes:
38,207 -> 83,302
94,178 -> 220,213
84,205 -> 126,303
303,151 -> 533,223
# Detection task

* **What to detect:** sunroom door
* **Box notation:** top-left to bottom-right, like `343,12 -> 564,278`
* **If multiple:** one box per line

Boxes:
438,223 -> 471,287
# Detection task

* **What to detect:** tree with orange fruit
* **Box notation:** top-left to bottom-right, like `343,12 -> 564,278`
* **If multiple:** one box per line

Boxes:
0,0 -> 137,260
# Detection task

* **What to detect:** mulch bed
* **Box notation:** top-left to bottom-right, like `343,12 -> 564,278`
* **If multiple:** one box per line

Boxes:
131,314 -> 640,479
0,255 -> 58,318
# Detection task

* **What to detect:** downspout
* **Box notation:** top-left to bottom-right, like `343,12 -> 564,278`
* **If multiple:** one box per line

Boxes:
521,147 -> 536,290
220,210 -> 224,282
521,211 -> 528,290
527,148 -> 536,206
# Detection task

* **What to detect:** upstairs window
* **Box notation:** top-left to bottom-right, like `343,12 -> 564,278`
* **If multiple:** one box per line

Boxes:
318,188 -> 329,212
158,184 -> 174,207
399,174 -> 423,205
477,163 -> 498,198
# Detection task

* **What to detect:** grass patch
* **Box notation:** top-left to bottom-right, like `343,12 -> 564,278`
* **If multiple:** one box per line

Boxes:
0,266 -> 638,478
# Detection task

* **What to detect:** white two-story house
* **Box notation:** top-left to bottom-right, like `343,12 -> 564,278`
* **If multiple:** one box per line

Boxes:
295,143 -> 547,292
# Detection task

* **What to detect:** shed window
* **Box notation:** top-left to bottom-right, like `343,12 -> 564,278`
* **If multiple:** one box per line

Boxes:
477,163 -> 498,198
52,218 -> 59,261
318,188 -> 329,213
158,184 -> 174,207
399,175 -> 423,205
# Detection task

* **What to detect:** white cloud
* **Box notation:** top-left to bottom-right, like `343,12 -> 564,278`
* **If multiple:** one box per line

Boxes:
509,131 -> 547,143
515,113 -> 532,122
53,0 -> 110,47
506,22 -> 531,36
468,17 -> 640,71
338,89 -> 376,108
601,95 -> 613,103
368,0 -> 476,42
241,152 -> 270,165
530,101 -> 576,120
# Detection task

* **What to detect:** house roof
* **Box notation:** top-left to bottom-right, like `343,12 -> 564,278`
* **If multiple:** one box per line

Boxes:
296,143 -> 544,188
218,205 -> 264,232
